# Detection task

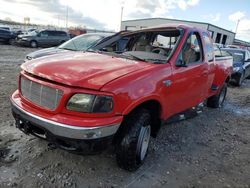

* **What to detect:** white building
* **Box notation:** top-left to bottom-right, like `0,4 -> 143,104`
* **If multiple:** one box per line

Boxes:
121,18 -> 235,45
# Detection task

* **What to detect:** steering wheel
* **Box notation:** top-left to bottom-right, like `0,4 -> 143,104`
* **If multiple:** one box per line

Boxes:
152,48 -> 167,55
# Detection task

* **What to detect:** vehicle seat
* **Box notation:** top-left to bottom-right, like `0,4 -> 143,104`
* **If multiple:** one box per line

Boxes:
132,37 -> 152,52
183,47 -> 198,64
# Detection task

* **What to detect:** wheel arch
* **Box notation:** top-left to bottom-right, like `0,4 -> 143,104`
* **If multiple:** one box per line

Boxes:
122,98 -> 163,137
225,75 -> 231,84
30,40 -> 38,47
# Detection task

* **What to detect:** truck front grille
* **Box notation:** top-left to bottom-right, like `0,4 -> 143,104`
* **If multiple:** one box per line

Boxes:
20,76 -> 63,110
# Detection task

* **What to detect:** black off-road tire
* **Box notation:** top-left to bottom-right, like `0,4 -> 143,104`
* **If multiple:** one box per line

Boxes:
115,109 -> 151,171
207,83 -> 227,108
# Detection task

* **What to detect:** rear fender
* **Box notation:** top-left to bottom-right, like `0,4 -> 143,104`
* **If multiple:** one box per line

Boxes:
212,57 -> 233,92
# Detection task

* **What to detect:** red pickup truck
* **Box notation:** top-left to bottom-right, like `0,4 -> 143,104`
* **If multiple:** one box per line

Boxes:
11,24 -> 232,171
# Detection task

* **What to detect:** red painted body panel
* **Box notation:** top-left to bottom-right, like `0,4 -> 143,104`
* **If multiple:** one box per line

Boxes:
101,63 -> 172,118
209,57 -> 233,93
21,52 -> 152,90
12,25 -> 233,129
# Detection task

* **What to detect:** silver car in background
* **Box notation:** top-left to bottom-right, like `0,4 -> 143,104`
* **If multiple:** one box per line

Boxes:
25,33 -> 112,61
17,30 -> 70,48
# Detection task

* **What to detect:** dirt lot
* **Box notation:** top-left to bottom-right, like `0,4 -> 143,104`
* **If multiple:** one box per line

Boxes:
0,44 -> 250,188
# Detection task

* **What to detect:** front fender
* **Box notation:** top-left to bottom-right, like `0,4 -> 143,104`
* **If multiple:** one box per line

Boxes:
122,95 -> 163,116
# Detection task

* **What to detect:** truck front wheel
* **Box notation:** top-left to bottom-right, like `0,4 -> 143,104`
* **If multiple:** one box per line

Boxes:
115,109 -> 151,171
207,83 -> 227,108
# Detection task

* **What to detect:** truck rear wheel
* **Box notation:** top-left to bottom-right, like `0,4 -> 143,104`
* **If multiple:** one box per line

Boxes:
115,109 -> 151,171
207,83 -> 227,108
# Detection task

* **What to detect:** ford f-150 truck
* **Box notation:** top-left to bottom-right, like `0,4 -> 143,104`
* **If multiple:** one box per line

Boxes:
11,25 -> 233,171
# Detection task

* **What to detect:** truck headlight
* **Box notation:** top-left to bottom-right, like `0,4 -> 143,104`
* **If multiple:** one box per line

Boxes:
66,94 -> 113,113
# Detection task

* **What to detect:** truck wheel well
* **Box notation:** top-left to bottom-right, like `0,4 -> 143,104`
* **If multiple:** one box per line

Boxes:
225,76 -> 230,83
126,100 -> 162,137
113,100 -> 162,145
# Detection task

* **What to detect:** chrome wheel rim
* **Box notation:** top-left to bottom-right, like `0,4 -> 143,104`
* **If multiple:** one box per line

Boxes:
137,125 -> 151,161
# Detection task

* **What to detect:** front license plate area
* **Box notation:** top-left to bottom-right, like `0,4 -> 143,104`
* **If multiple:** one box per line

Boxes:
14,116 -> 47,139
15,116 -> 31,134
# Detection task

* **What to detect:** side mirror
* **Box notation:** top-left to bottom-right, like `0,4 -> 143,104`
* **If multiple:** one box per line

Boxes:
37,33 -> 41,37
176,59 -> 187,67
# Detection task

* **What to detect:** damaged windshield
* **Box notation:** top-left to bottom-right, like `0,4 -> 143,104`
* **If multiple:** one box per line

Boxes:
93,28 -> 182,64
59,33 -> 110,51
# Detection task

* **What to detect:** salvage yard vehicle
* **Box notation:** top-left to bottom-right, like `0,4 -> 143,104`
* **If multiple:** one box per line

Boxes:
10,24 -> 233,171
221,48 -> 250,86
0,28 -> 15,44
16,29 -> 70,48
25,33 -> 112,61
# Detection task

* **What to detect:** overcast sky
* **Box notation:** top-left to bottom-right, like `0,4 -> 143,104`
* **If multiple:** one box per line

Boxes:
0,0 -> 249,41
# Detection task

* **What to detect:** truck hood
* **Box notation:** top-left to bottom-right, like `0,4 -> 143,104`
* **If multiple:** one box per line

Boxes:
21,52 -> 151,90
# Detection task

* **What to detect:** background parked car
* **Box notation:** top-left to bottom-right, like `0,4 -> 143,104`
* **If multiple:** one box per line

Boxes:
221,48 -> 250,86
0,28 -> 16,44
17,29 -> 37,40
19,28 -> 36,36
0,26 -> 11,31
25,32 -> 112,61
17,29 -> 70,48
12,29 -> 23,36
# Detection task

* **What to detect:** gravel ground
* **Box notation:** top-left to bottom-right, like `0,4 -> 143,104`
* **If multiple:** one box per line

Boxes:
0,44 -> 250,188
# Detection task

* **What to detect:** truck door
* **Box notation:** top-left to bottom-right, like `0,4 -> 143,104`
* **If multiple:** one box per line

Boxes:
202,32 -> 216,98
170,32 -> 208,114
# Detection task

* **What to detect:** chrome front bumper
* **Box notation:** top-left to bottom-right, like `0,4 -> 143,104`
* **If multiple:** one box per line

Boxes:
11,101 -> 120,140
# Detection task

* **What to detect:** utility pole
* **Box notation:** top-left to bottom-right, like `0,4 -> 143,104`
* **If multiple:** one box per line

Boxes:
66,1 -> 68,29
58,14 -> 60,27
120,5 -> 124,31
235,19 -> 240,35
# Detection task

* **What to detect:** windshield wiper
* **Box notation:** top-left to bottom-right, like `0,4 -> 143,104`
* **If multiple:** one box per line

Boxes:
122,53 -> 148,62
86,50 -> 122,57
123,53 -> 165,64
145,58 -> 166,64
86,48 -> 99,53
84,50 -> 165,64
